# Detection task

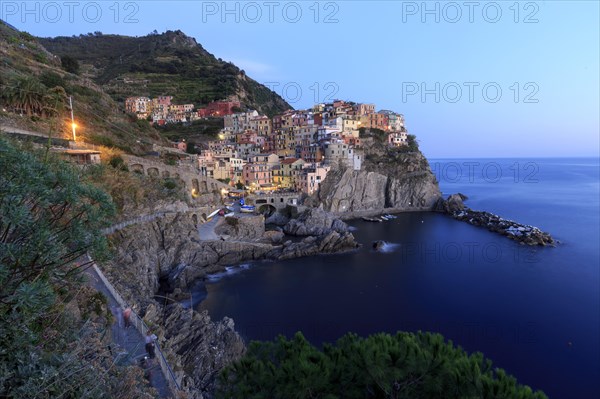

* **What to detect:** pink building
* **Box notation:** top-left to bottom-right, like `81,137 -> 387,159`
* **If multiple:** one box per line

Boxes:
156,96 -> 173,106
297,166 -> 330,195
243,163 -> 272,187
237,130 -> 259,144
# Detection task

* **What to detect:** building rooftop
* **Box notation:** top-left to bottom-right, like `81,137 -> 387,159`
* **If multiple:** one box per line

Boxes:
54,149 -> 101,155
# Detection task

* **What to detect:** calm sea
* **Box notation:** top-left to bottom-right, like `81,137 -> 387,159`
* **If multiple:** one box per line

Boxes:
198,158 -> 600,398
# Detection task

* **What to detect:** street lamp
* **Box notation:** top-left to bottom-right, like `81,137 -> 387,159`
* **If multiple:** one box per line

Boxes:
69,96 -> 77,141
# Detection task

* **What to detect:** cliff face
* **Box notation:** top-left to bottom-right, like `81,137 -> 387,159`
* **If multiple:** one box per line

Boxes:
105,212 -> 359,297
102,210 -> 358,396
143,304 -> 245,399
310,149 -> 441,216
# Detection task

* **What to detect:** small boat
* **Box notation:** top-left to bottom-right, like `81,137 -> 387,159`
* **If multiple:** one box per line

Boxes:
224,212 -> 235,218
240,205 -> 255,213
225,206 -> 235,211
362,217 -> 382,222
384,214 -> 397,219
380,215 -> 390,221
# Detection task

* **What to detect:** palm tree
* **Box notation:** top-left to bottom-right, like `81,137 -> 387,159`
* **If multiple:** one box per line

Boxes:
1,75 -> 46,116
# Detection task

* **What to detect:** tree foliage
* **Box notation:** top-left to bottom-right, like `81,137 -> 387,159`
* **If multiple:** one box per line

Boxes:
0,138 -> 115,306
61,55 -> 80,74
217,331 -> 547,399
0,139 -> 159,398
0,74 -> 68,117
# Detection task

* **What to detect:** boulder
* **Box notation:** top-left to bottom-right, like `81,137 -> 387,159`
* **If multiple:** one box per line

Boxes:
373,240 -> 386,251
275,231 -> 360,260
435,193 -> 468,213
263,230 -> 285,244
214,215 -> 265,240
283,207 -> 349,236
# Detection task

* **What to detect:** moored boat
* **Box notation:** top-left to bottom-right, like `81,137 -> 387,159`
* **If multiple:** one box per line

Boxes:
240,205 -> 256,213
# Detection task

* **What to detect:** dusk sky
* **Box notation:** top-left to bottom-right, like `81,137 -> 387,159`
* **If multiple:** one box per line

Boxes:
3,1 -> 598,158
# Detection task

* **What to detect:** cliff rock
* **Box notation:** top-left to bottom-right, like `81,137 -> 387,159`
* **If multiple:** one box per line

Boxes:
214,215 -> 265,240
435,193 -> 468,213
309,151 -> 441,216
274,231 -> 359,260
144,304 -> 245,399
283,207 -> 349,236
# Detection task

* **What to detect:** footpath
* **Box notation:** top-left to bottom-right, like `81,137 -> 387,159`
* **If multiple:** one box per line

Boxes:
85,264 -> 174,398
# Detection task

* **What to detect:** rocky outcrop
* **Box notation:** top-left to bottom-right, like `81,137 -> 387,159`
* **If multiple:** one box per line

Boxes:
144,304 -> 245,399
273,231 -> 360,260
283,207 -> 349,236
103,214 -> 272,304
372,240 -> 386,251
308,151 -> 441,217
434,193 -> 468,213
436,194 -> 555,246
214,215 -> 265,240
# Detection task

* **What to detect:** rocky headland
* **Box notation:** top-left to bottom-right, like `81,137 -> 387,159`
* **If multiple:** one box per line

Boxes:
436,193 -> 556,246
306,141 -> 442,218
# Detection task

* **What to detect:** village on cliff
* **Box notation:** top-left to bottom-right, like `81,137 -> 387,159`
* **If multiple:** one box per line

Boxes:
125,96 -> 409,195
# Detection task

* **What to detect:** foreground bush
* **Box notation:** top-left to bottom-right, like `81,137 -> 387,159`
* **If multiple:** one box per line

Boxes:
217,331 -> 547,399
0,138 -> 157,398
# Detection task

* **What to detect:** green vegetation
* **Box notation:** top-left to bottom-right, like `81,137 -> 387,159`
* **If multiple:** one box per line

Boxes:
39,30 -> 291,116
156,118 -> 224,143
60,55 -> 80,74
85,162 -> 187,212
359,127 -> 387,142
0,21 -> 170,155
108,154 -> 128,171
163,178 -> 178,190
406,134 -> 419,152
0,138 -> 157,398
0,74 -> 67,117
217,331 -> 547,399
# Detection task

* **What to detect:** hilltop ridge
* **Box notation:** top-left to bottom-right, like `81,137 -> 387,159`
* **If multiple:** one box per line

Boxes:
38,30 -> 291,116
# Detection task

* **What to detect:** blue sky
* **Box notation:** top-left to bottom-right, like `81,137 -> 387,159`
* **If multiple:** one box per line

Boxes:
3,1 -> 598,158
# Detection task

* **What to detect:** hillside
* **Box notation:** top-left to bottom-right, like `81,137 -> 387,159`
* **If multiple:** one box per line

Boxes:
0,20 -> 166,153
39,30 -> 292,116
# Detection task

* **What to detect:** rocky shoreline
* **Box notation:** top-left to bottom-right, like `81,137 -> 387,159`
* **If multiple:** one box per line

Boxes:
96,140 -> 558,397
100,206 -> 360,398
436,193 -> 556,246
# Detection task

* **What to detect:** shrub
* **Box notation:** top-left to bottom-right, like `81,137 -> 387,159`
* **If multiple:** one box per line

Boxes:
108,155 -> 128,171
39,71 -> 66,90
217,331 -> 547,399
163,179 -> 177,190
61,55 -> 80,74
